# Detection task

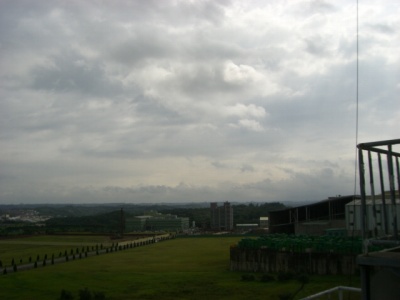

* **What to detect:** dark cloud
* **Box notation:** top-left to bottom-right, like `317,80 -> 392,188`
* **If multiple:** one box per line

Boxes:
304,35 -> 331,56
241,164 -> 255,173
31,52 -> 122,96
307,0 -> 337,14
107,28 -> 178,67
368,23 -> 396,35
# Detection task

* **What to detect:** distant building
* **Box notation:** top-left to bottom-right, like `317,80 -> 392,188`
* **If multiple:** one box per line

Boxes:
126,216 -> 151,231
126,214 -> 189,232
346,198 -> 400,237
236,224 -> 258,232
259,217 -> 269,229
146,214 -> 189,232
210,202 -> 233,231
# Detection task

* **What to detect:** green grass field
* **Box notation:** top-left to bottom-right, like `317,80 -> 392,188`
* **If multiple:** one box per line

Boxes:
0,235 -> 361,300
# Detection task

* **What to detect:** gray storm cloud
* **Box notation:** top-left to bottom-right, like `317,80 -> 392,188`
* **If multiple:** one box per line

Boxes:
0,0 -> 399,204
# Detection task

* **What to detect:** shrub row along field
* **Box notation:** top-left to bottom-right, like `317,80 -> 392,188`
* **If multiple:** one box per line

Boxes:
0,235 -> 360,300
0,234 -> 160,271
236,234 -> 389,254
0,235 -> 111,270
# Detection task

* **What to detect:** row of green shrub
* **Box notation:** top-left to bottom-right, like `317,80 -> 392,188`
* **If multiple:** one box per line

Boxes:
0,244 -> 104,269
236,234 -> 388,254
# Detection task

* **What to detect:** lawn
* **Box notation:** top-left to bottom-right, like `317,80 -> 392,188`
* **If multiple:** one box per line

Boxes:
0,235 -> 361,300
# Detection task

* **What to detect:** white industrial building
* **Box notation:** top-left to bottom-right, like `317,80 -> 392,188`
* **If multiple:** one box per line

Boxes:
346,198 -> 400,237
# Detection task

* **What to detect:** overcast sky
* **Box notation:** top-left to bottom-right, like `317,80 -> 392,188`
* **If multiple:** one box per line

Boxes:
0,0 -> 399,204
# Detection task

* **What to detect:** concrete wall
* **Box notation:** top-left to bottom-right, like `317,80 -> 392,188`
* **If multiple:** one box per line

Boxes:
230,247 -> 358,275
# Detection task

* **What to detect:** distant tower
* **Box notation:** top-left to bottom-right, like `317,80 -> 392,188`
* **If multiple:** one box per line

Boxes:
223,202 -> 233,231
210,202 -> 233,231
210,202 -> 219,230
120,208 -> 125,237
